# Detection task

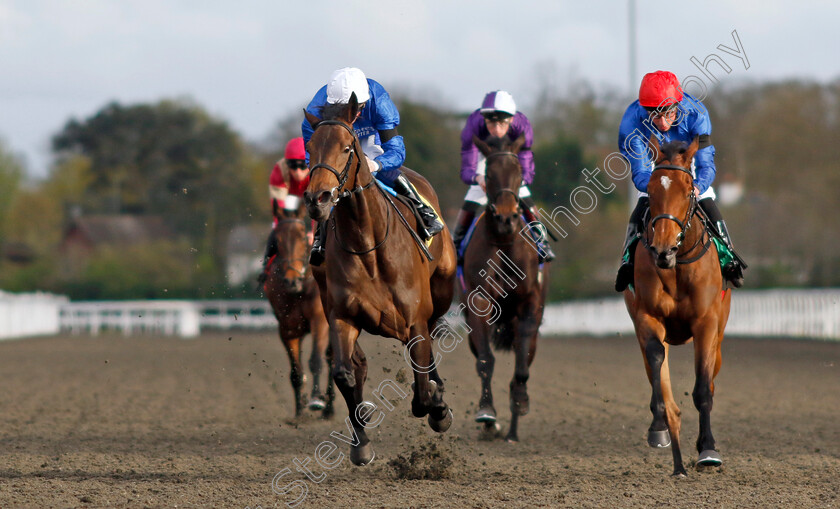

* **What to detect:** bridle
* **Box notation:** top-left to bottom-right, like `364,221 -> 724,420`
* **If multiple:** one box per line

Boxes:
307,118 -> 390,256
485,151 -> 522,217
308,120 -> 376,205
272,218 -> 309,280
644,164 -> 711,264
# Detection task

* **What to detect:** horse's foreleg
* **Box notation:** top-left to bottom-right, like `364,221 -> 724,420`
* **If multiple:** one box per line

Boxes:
640,328 -> 686,476
307,316 -> 330,412
660,350 -> 685,476
507,312 -> 539,443
329,317 -> 372,465
468,314 -> 496,425
693,324 -> 724,466
281,334 -> 305,417
407,326 -> 452,432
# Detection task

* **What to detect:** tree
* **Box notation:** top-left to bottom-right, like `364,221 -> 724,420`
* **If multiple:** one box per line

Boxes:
51,99 -> 257,269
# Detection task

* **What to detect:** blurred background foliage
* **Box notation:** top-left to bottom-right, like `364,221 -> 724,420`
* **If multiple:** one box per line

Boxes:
1,76 -> 838,301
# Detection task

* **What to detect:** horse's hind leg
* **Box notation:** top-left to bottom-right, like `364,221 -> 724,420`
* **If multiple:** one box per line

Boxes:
281,334 -> 306,417
640,333 -> 686,476
693,326 -> 724,466
330,318 -> 373,465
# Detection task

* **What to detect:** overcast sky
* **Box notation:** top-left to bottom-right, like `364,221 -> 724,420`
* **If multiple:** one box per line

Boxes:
1,0 -> 837,179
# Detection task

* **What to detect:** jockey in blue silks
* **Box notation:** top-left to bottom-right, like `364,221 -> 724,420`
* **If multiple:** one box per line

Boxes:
302,67 -> 444,265
615,70 -> 745,291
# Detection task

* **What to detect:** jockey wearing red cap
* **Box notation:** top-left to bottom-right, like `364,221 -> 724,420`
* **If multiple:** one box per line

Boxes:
258,137 -> 313,285
614,71 -> 745,291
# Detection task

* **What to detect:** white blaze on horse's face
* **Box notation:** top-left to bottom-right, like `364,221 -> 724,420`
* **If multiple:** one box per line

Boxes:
660,175 -> 672,190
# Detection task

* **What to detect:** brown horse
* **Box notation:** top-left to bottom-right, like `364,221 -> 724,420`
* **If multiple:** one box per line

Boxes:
623,135 -> 732,476
264,201 -> 334,419
462,135 -> 548,442
302,93 -> 457,465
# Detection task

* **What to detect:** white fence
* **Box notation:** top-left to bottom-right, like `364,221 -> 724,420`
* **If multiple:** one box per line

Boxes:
0,291 -> 69,340
541,289 -> 840,341
1,290 -> 839,340
61,300 -> 202,338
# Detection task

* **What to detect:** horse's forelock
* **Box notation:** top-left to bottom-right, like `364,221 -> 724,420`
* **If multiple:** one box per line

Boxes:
321,103 -> 351,122
659,140 -> 691,163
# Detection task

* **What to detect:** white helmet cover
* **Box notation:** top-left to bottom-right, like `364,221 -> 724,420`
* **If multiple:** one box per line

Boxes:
326,67 -> 371,104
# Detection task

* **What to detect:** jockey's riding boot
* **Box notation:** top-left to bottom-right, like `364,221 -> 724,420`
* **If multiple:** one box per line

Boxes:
309,221 -> 327,266
524,206 -> 556,263
615,197 -> 648,292
257,230 -> 277,286
615,223 -> 639,292
393,173 -> 444,240
452,208 -> 475,266
715,220 -> 745,288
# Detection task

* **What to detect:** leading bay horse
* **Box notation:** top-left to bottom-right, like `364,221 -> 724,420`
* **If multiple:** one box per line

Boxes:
462,135 -> 548,442
302,93 -> 457,465
623,135 -> 732,476
264,199 -> 334,419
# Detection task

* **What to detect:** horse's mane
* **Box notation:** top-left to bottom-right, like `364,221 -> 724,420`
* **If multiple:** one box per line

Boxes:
484,136 -> 511,152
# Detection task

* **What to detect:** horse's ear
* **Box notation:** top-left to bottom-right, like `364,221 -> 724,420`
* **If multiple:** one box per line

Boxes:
344,92 -> 361,124
511,134 -> 527,154
647,134 -> 662,164
685,135 -> 700,162
304,109 -> 321,129
473,135 -> 492,157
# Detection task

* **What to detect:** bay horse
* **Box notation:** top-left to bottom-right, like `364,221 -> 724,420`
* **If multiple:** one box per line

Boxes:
302,93 -> 457,465
264,199 -> 334,419
623,135 -> 732,476
462,135 -> 548,442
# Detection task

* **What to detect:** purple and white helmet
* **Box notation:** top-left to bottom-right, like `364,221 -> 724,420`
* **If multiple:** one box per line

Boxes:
480,90 -> 517,118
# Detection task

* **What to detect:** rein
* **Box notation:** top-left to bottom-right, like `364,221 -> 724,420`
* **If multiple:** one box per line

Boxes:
644,164 -> 712,265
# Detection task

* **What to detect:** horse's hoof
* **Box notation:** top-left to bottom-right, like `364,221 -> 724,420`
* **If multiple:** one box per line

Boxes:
428,408 -> 453,433
671,470 -> 687,478
350,443 -> 375,466
505,434 -> 519,443
475,408 -> 497,423
308,398 -> 326,411
697,449 -> 722,466
647,429 -> 671,448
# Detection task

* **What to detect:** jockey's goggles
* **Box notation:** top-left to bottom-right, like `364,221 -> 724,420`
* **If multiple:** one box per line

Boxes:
482,111 -> 513,123
644,104 -> 678,118
287,159 -> 308,170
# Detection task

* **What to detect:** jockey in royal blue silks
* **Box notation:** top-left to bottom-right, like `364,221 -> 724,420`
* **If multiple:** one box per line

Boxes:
614,70 -> 745,291
451,90 -> 555,264
301,67 -> 444,266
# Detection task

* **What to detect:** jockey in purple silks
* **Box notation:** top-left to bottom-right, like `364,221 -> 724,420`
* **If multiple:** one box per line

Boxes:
452,90 -> 555,264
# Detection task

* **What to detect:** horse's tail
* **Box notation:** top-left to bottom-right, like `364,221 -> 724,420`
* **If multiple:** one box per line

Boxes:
491,320 -> 516,351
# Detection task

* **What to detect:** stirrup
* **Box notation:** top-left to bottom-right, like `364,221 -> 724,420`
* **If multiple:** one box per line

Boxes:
723,261 -> 744,288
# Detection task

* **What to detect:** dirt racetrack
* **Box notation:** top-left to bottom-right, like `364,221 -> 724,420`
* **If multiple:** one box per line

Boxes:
0,330 -> 837,508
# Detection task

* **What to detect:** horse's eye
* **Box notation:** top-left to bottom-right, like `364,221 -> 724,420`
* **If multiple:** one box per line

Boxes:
344,145 -> 351,153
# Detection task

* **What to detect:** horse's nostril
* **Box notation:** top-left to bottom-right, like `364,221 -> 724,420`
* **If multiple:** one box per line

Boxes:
670,246 -> 679,254
318,191 -> 331,204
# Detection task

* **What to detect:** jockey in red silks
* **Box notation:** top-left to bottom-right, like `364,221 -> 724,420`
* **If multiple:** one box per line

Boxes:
258,137 -> 312,285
